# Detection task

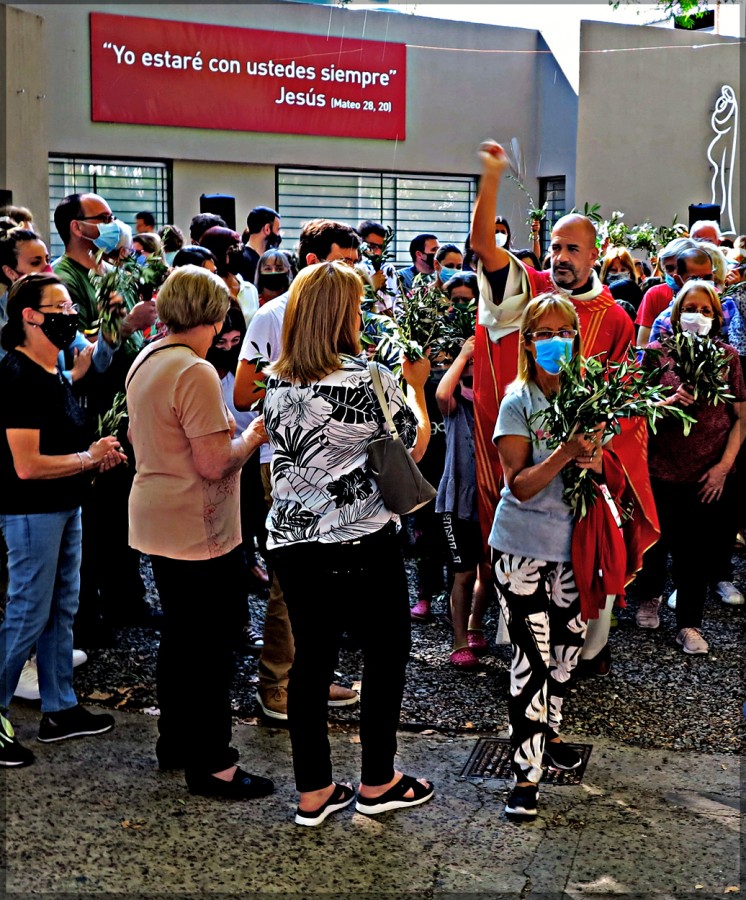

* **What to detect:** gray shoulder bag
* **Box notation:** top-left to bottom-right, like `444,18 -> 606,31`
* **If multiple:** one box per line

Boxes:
366,361 -> 436,515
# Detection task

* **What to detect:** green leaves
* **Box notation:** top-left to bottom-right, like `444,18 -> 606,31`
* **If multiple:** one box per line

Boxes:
96,391 -> 128,445
529,349 -> 697,517
89,253 -> 169,344
660,331 -> 735,409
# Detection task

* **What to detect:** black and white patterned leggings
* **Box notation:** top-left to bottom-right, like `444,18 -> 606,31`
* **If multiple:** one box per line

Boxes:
492,550 -> 587,784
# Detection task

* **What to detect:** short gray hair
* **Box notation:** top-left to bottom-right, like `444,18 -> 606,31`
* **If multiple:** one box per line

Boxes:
660,236 -> 697,261
690,219 -> 722,241
156,265 -> 230,333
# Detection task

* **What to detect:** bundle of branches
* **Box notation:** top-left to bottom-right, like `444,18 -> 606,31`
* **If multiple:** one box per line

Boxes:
89,253 -> 169,344
658,331 -> 735,409
602,211 -> 630,248
373,276 -> 450,362
530,350 -> 695,518
430,299 -> 477,363
361,226 -> 395,274
95,391 -> 128,441
508,174 -> 548,240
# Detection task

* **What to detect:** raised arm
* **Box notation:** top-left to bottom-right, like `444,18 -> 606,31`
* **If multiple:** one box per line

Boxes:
471,141 -> 513,274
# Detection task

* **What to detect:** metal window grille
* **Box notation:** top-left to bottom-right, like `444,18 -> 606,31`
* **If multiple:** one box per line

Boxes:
48,157 -> 170,259
539,176 -> 566,257
277,168 -> 476,266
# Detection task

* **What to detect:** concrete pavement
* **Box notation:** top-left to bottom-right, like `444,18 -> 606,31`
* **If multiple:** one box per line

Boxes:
2,705 -> 741,897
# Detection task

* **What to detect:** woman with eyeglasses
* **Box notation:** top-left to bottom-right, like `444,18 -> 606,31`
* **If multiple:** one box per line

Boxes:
0,273 -> 127,767
490,292 -> 604,820
635,280 -> 746,652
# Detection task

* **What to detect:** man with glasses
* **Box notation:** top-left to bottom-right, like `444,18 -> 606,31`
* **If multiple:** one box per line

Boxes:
635,238 -> 697,348
52,193 -> 158,644
649,246 -> 738,344
357,220 -> 399,314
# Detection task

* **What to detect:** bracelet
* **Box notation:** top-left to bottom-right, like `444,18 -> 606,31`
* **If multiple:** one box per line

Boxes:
77,450 -> 95,472
76,452 -> 85,473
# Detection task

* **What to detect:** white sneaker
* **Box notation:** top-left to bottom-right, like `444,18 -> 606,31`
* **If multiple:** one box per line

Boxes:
715,581 -> 745,606
667,590 -> 677,610
676,627 -> 709,655
72,649 -> 88,668
13,658 -> 40,701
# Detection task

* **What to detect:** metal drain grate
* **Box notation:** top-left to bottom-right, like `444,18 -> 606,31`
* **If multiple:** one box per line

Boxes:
461,738 -> 592,785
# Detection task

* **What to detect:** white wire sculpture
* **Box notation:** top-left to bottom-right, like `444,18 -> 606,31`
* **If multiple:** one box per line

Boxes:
706,85 -> 738,236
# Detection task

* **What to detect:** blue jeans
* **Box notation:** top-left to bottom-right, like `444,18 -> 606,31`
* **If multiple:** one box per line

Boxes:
0,508 -> 81,712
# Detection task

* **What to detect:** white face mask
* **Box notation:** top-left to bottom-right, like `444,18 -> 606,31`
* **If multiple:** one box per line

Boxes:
495,233 -> 508,248
679,311 -> 713,336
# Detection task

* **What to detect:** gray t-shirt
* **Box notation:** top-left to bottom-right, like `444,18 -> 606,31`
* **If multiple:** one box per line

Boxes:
488,381 -> 573,562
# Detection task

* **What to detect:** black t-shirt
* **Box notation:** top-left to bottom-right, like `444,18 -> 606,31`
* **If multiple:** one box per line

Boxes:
0,350 -> 90,514
239,245 -> 260,283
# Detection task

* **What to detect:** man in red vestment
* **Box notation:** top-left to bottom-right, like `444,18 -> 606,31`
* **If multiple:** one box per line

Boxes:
471,141 -> 659,672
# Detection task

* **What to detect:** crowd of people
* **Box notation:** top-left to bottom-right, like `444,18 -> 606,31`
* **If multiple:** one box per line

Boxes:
0,137 -> 743,825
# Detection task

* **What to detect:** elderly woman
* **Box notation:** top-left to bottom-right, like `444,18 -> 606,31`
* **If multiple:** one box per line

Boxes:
126,265 -> 273,800
635,280 -> 746,651
491,292 -> 604,820
263,260 -> 434,826
0,274 -> 125,766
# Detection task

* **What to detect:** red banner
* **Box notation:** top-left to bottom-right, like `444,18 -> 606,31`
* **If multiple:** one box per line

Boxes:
90,13 -> 406,141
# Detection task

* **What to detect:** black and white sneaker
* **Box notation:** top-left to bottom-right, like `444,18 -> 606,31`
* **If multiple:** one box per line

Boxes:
0,712 -> 35,767
505,784 -> 538,818
543,740 -> 582,771
37,705 -> 115,743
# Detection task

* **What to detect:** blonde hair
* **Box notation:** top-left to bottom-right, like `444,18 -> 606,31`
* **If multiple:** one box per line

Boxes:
156,264 -> 230,333
670,279 -> 723,336
513,292 -> 582,387
269,261 -> 363,383
600,247 -> 638,284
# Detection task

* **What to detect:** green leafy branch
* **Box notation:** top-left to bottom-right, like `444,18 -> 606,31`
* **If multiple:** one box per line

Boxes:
530,350 -> 696,517
659,331 -> 735,407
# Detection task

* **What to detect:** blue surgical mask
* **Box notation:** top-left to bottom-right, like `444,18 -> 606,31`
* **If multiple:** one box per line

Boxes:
134,253 -> 147,266
93,220 -> 125,253
535,336 -> 574,375
664,273 -> 679,292
439,266 -> 461,284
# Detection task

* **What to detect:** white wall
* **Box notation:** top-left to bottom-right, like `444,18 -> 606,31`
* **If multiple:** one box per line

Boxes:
577,20 -> 741,235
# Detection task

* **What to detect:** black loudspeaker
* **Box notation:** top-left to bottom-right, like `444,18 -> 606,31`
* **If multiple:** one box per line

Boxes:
0,189 -> 12,208
200,194 -> 236,231
688,203 -> 720,227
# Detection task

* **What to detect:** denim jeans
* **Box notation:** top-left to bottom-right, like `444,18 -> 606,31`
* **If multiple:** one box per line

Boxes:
0,508 -> 82,712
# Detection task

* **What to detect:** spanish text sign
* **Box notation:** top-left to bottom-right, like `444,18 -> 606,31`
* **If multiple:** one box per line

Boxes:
90,13 -> 407,141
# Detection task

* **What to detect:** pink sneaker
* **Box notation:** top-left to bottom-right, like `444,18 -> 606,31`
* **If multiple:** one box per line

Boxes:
467,630 -> 489,656
450,647 -> 480,669
410,599 -> 431,622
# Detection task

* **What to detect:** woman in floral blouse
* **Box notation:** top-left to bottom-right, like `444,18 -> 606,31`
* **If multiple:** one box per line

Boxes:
263,260 -> 435,826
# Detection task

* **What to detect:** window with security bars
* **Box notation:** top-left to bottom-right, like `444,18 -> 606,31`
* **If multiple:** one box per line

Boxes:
538,176 -> 566,258
277,168 -> 476,266
48,157 -> 170,259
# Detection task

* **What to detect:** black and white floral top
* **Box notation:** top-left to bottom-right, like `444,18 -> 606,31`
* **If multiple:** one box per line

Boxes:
264,355 -> 418,549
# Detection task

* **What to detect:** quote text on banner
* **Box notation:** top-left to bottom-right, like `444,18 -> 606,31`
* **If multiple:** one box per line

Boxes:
90,13 -> 407,141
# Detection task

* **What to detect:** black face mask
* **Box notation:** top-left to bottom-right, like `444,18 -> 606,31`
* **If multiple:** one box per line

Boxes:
266,231 -> 282,249
40,312 -> 78,350
258,272 -> 290,294
420,252 -> 436,269
206,344 -> 240,373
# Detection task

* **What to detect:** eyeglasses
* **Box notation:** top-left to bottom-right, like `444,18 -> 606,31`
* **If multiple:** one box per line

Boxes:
77,213 -> 115,224
526,328 -> 577,342
39,302 -> 78,314
365,241 -> 384,251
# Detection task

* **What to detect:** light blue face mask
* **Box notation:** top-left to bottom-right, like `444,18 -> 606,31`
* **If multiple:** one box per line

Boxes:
664,273 -> 679,292
535,336 -> 574,375
93,220 -> 131,254
439,266 -> 461,284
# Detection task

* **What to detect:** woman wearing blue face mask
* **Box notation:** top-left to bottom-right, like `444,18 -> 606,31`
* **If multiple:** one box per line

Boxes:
433,244 -> 464,292
490,292 -> 603,821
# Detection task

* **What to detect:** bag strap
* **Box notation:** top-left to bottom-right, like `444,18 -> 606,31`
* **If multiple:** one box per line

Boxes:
125,343 -> 194,390
367,361 -> 400,440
